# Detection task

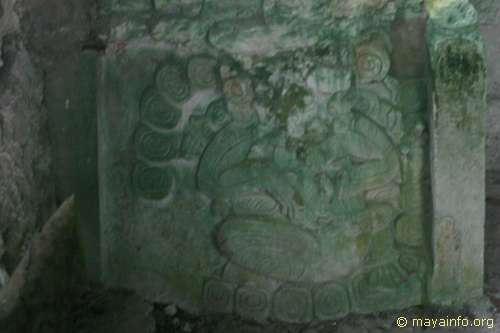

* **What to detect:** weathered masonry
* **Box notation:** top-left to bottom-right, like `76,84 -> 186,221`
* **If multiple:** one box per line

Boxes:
78,0 -> 488,323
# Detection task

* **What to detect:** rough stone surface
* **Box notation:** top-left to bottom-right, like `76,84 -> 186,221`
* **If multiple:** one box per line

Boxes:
0,0 -> 55,276
470,0 -> 500,172
72,288 -> 155,333
0,197 -> 82,333
20,0 -> 101,280
0,0 -> 98,309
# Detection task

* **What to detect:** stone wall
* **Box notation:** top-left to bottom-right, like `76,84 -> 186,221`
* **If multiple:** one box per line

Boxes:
471,0 -> 500,172
0,0 -> 97,284
20,0 -> 101,279
0,0 -> 55,281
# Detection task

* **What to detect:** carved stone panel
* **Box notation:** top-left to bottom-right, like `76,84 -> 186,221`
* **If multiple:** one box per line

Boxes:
98,0 -> 436,323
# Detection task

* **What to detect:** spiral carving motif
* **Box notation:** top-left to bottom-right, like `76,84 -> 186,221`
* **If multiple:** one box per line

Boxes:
156,61 -> 191,102
141,90 -> 182,130
132,163 -> 173,200
356,45 -> 390,83
206,98 -> 231,129
236,287 -> 269,319
134,126 -> 179,162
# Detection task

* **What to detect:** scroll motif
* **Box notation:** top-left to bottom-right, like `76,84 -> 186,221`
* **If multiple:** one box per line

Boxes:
156,58 -> 191,102
140,90 -> 182,130
355,32 -> 392,83
132,162 -> 173,200
134,126 -> 180,162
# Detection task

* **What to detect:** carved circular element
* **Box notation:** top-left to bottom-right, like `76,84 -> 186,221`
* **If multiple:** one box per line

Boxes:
134,126 -> 179,162
132,163 -> 172,200
188,56 -> 218,88
141,90 -> 182,130
236,287 -> 269,319
206,98 -> 231,128
356,45 -> 390,83
273,285 -> 312,323
156,61 -> 191,102
203,279 -> 235,313
313,283 -> 350,320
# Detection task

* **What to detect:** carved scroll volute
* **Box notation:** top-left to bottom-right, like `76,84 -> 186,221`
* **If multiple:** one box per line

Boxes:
426,0 -> 487,305
355,32 -> 392,84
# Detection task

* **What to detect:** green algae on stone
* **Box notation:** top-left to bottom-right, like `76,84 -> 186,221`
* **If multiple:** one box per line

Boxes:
93,0 -> 486,324
426,0 -> 487,306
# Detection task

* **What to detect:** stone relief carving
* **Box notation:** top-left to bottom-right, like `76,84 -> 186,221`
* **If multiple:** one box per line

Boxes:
111,27 -> 429,322
97,0 -> 447,323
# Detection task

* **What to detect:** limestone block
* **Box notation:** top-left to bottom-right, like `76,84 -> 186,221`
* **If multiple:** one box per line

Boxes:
426,0 -> 487,304
93,0 -> 486,323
